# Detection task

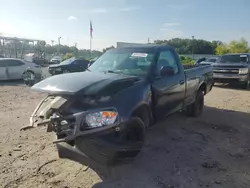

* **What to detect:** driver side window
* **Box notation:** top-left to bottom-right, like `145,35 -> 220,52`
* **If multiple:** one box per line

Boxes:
156,50 -> 179,75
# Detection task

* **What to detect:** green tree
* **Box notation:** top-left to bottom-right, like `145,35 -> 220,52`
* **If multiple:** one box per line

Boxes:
228,38 -> 249,53
103,46 -> 115,53
63,53 -> 73,60
154,38 -> 215,54
215,44 -> 229,55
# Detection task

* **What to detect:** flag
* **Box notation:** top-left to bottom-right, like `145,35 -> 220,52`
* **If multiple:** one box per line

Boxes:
90,20 -> 93,38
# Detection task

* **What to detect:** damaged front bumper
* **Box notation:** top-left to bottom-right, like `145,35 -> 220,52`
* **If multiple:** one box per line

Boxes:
22,95 -> 145,166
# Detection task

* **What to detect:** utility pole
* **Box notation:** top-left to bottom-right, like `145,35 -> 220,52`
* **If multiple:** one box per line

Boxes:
57,37 -> 61,55
192,36 -> 195,60
74,43 -> 78,57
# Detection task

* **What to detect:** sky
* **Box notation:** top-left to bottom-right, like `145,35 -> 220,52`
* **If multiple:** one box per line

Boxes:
0,0 -> 250,50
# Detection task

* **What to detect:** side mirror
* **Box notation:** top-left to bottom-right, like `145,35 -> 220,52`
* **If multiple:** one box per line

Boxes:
160,66 -> 175,77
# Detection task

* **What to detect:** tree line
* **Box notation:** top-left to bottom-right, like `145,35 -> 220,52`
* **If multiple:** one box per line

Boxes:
1,38 -> 249,60
154,38 -> 222,54
215,38 -> 250,55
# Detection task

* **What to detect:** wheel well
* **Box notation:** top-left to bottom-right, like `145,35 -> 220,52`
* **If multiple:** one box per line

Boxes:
131,104 -> 152,127
24,70 -> 34,74
199,83 -> 207,95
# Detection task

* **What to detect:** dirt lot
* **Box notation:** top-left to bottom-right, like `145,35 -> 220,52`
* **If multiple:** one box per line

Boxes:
0,83 -> 250,188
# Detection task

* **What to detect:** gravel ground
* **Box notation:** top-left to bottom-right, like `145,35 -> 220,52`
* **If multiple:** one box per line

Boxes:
0,83 -> 250,188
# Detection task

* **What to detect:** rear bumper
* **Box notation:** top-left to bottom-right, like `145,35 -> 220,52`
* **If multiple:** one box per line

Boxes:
213,73 -> 248,83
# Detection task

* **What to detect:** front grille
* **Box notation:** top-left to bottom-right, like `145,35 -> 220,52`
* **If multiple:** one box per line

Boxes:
213,68 -> 239,74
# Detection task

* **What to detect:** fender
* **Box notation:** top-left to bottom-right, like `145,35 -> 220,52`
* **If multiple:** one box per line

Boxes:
129,101 -> 154,126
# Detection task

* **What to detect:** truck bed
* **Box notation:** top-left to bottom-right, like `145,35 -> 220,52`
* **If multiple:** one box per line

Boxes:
183,64 -> 213,106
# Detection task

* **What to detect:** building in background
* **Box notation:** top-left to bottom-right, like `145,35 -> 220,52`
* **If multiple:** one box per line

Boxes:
117,42 -> 147,48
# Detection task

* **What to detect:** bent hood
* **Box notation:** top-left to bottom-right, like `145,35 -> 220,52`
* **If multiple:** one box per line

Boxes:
32,71 -> 139,96
49,64 -> 61,68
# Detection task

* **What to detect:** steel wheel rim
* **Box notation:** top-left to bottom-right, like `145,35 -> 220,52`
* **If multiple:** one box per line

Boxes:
23,71 -> 35,81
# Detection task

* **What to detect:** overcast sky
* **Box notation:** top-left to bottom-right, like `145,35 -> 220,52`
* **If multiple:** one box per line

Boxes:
0,0 -> 250,50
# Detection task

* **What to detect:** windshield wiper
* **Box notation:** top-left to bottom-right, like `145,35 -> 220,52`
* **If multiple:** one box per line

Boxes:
105,70 -> 123,74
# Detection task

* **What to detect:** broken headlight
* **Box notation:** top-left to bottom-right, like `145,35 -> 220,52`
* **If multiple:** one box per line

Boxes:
85,111 -> 118,128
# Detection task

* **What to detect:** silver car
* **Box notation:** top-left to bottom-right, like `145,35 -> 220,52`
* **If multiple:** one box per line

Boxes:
0,58 -> 42,81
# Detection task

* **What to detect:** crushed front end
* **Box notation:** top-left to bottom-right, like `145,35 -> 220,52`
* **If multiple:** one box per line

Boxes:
23,95 -> 145,166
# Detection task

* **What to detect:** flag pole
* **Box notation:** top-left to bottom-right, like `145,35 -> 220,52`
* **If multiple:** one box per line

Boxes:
90,20 -> 93,58
90,35 -> 92,57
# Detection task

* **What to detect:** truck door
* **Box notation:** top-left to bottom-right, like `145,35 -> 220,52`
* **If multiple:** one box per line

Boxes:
151,49 -> 185,121
0,60 -> 7,80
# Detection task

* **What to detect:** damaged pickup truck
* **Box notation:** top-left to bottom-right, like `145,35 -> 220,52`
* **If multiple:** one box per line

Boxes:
22,45 -> 213,166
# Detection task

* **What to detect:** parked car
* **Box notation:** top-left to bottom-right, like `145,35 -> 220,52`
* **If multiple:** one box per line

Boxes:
22,44 -> 213,167
212,53 -> 250,89
50,56 -> 62,64
0,58 -> 42,85
88,56 -> 99,67
48,57 -> 90,75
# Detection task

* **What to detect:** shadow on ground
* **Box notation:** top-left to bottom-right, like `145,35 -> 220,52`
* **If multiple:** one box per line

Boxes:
214,83 -> 249,91
85,106 -> 250,188
0,80 -> 25,86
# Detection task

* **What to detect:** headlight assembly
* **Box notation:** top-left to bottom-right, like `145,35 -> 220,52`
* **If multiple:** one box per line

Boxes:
85,111 -> 118,128
239,68 -> 249,74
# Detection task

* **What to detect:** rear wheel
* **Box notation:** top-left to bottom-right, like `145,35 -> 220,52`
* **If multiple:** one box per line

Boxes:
186,90 -> 204,117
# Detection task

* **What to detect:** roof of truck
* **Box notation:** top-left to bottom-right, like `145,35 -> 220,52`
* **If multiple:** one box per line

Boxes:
120,44 -> 172,48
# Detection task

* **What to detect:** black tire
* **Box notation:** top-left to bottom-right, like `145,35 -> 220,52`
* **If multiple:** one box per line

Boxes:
186,90 -> 204,117
119,118 -> 146,143
132,106 -> 152,128
241,79 -> 250,89
22,71 -> 35,86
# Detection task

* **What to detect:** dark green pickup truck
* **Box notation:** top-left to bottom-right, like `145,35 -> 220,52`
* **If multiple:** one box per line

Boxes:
22,44 -> 213,167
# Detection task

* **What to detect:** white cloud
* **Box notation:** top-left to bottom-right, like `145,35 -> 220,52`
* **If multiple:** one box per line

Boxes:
86,8 -> 108,13
83,6 -> 140,14
163,22 -> 180,27
118,6 -> 140,12
68,16 -> 78,21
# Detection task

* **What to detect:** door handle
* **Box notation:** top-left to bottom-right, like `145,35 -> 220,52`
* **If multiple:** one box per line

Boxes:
179,80 -> 185,85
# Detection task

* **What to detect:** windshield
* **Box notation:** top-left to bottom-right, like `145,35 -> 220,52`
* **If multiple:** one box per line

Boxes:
88,49 -> 156,76
220,55 -> 248,63
60,57 -> 76,65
